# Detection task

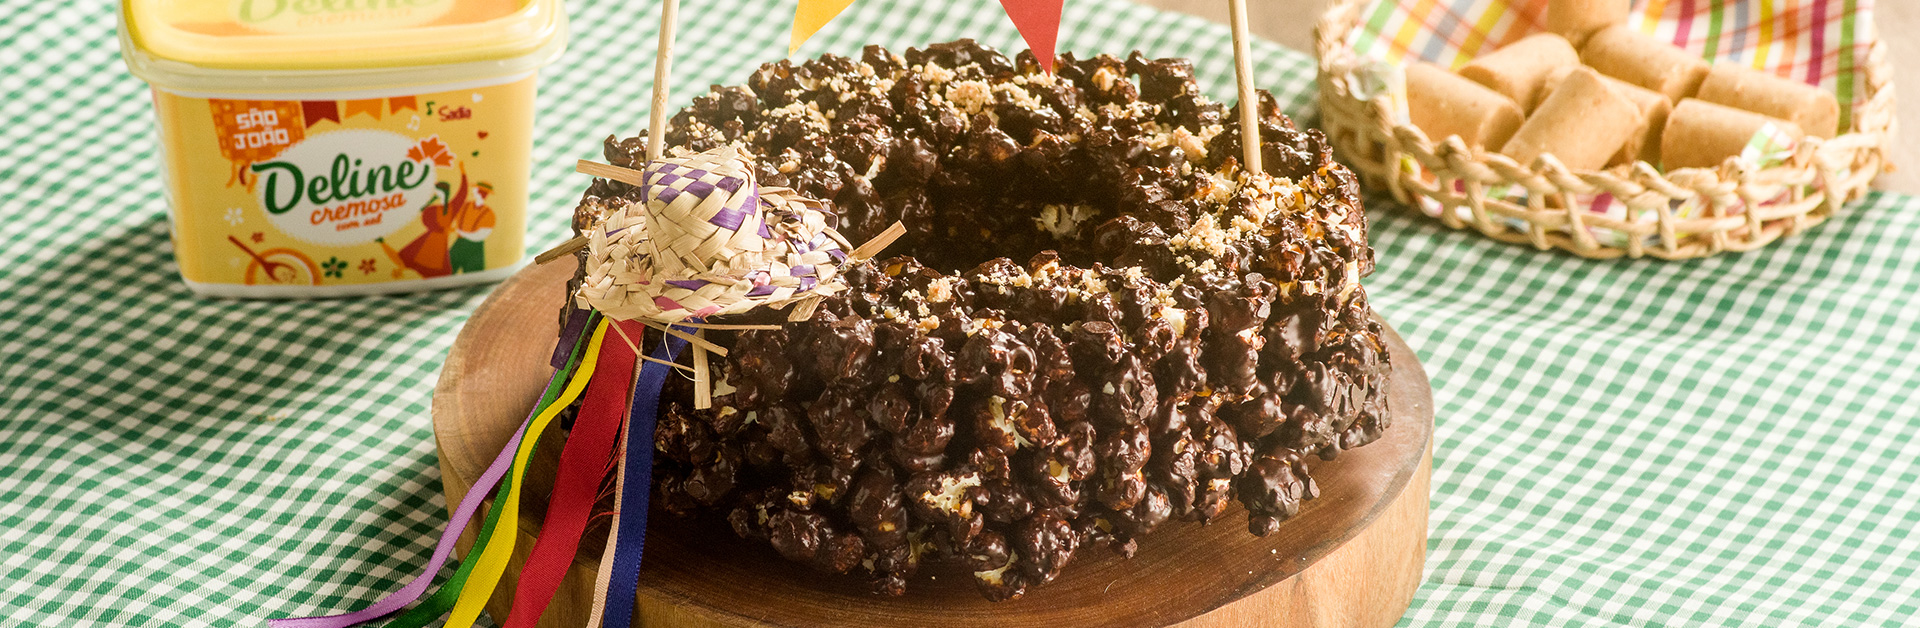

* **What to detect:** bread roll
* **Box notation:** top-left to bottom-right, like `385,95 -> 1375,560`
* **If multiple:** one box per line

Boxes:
1695,63 -> 1842,139
1459,33 -> 1582,112
1501,67 -> 1642,170
1581,24 -> 1711,101
1661,99 -> 1804,170
1536,66 -> 1674,165
1404,62 -> 1526,150
1548,0 -> 1629,47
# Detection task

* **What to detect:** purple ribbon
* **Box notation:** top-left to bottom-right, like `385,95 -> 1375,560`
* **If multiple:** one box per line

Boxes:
269,311 -> 591,628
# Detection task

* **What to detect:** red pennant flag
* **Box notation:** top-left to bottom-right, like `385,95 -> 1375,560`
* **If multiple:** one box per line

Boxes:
300,100 -> 340,128
998,0 -> 1065,73
388,95 -> 418,113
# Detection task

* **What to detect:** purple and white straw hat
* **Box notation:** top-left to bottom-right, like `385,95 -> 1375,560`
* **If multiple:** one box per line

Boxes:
577,145 -> 854,323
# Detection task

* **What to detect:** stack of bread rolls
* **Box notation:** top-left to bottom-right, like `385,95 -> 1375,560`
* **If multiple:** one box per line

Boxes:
1403,0 -> 1840,172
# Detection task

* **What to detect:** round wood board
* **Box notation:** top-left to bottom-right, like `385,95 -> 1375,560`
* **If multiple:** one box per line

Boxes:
434,261 -> 1434,628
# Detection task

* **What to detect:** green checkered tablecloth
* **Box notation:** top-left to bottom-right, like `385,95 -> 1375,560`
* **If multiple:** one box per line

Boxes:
4,0 -> 1918,625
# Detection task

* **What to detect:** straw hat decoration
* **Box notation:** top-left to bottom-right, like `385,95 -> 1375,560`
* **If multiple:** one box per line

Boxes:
567,146 -> 905,409
574,145 -> 896,323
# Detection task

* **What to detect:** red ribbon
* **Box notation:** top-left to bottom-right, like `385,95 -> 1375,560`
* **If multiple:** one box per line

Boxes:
501,326 -> 639,627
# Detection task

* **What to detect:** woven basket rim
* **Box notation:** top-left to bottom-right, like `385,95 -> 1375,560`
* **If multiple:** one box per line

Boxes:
1310,0 -> 1895,260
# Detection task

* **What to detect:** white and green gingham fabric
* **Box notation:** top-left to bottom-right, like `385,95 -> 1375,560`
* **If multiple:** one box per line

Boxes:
3,0 -> 1916,626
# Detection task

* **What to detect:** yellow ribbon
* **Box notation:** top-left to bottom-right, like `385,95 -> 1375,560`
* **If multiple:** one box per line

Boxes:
443,320 -> 611,628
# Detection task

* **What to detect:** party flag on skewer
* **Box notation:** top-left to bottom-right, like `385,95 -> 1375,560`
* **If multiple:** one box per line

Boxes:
998,0 -> 1065,72
790,0 -> 859,54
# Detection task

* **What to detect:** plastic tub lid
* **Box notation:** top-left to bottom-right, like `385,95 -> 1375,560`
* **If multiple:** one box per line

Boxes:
121,0 -> 567,94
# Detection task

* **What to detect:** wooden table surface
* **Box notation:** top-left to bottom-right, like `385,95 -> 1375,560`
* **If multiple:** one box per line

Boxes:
1141,0 -> 1915,194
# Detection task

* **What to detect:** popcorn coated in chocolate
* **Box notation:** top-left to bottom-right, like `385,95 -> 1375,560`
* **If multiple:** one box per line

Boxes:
568,40 -> 1389,601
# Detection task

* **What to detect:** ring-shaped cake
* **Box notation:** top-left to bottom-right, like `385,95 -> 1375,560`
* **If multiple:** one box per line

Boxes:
562,40 -> 1391,601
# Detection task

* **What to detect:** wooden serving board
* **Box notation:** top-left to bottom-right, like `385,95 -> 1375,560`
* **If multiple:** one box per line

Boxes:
433,261 -> 1434,628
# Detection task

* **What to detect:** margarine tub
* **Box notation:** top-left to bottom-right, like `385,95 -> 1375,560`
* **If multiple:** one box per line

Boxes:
119,0 -> 567,297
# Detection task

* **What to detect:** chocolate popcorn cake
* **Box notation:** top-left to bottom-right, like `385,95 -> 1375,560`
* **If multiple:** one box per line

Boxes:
563,40 -> 1391,601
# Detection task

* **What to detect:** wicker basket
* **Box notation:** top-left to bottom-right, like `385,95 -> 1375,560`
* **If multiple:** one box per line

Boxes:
1314,0 -> 1895,259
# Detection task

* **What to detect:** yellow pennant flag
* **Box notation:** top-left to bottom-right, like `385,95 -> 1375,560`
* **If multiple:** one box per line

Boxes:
790,0 -> 858,54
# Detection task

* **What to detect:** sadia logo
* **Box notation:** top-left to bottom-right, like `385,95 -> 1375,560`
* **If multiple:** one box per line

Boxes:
230,0 -> 452,34
251,130 -> 437,247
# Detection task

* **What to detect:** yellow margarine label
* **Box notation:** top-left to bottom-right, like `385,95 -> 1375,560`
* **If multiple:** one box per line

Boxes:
154,77 -> 532,290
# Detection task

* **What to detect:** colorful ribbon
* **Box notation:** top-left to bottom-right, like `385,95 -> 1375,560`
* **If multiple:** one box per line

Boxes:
598,320 -> 693,628
381,312 -> 595,628
267,311 -> 594,628
439,319 -> 615,628
270,307 -> 701,628
272,145 -> 874,628
502,320 -> 640,626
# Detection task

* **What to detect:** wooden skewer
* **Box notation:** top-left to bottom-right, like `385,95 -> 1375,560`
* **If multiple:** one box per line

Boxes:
533,236 -> 588,265
578,159 -> 648,187
546,0 -> 676,266
849,221 -> 907,261
1228,0 -> 1263,175
692,329 -> 712,409
648,0 -> 681,162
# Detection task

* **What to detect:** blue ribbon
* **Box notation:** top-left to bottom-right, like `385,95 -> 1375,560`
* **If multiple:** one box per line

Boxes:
601,321 -> 693,628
